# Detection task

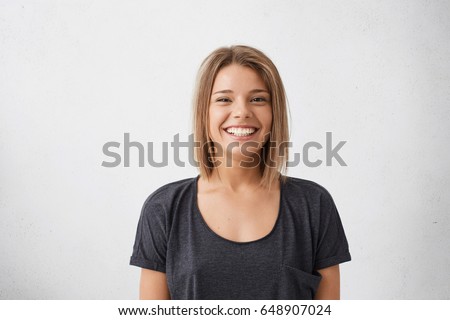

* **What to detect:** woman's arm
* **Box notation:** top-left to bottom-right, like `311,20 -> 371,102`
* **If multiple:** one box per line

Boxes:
314,265 -> 341,300
139,268 -> 171,299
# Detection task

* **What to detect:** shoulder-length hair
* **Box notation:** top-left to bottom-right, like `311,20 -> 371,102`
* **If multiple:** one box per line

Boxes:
192,45 -> 290,189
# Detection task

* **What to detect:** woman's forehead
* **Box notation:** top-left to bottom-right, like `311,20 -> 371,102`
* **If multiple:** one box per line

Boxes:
212,64 -> 268,92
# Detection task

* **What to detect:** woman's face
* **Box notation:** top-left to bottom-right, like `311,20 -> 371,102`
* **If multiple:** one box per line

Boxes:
208,64 -> 272,165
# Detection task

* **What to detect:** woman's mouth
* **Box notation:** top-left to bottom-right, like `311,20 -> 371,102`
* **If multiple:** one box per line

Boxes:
223,126 -> 259,140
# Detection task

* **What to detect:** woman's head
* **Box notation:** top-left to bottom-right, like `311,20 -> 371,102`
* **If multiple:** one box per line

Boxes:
192,45 -> 290,188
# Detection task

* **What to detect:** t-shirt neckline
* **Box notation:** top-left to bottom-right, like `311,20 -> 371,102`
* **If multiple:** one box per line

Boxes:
193,174 -> 285,245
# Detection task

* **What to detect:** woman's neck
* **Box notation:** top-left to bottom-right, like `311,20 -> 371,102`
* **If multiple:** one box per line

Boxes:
205,165 -> 262,193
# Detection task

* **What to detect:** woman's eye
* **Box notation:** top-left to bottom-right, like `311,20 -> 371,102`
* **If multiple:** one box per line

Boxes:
251,97 -> 267,102
216,97 -> 231,103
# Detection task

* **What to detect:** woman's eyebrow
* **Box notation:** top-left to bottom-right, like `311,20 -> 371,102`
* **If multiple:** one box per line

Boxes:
212,89 -> 269,95
249,89 -> 269,94
212,89 -> 233,95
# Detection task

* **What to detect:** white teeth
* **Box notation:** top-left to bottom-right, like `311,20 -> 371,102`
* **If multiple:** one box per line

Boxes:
226,127 -> 256,136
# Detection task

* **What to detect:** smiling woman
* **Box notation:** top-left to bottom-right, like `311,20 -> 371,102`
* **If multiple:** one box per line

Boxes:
193,46 -> 290,189
129,45 -> 351,300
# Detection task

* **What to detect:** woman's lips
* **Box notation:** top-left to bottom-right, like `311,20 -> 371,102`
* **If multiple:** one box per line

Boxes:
222,128 -> 259,141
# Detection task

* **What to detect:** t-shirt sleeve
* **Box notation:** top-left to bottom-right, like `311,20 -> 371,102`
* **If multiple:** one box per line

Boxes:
129,192 -> 167,273
313,190 -> 351,270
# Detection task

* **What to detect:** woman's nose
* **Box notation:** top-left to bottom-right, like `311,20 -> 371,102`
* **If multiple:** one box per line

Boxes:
232,99 -> 252,118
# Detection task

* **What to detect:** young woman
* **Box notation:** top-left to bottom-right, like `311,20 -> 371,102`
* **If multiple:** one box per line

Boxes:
130,45 -> 351,300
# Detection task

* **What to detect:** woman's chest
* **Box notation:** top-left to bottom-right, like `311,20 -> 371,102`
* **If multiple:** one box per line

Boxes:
196,188 -> 280,243
168,236 -> 284,299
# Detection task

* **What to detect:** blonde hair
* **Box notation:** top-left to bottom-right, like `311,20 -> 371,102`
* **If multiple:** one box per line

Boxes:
192,45 -> 290,189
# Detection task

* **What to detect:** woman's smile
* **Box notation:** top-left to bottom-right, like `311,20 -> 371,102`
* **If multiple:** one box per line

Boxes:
223,125 -> 260,140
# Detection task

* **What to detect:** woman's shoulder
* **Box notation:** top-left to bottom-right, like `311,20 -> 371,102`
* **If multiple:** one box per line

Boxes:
151,176 -> 196,194
282,175 -> 335,201
141,176 -> 197,210
282,176 -> 342,221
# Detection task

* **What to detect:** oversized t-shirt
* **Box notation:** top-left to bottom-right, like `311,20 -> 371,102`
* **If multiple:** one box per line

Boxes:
130,175 -> 351,299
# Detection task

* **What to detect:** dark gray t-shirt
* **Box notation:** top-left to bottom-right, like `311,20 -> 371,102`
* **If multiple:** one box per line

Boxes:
130,175 -> 351,299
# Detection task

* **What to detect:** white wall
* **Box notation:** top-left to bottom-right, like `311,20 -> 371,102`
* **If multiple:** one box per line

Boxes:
1,0 -> 449,299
